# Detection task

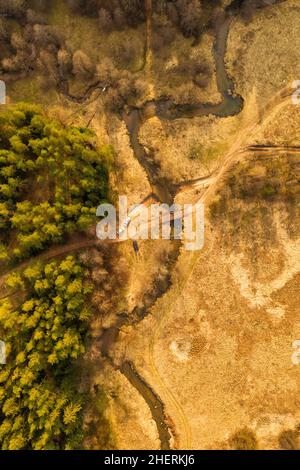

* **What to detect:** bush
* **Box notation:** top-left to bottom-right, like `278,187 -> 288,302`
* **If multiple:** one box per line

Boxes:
278,429 -> 299,450
0,256 -> 93,449
0,103 -> 110,261
229,428 -> 258,450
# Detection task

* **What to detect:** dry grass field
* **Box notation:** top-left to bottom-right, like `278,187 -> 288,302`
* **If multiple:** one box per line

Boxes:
2,0 -> 300,451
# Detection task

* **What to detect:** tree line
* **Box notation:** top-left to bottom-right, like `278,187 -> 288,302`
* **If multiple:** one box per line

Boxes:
0,103 -> 111,263
0,256 -> 92,449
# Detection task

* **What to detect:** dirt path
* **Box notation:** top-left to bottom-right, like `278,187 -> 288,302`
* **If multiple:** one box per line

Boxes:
61,0 -> 295,450
146,84 -> 296,449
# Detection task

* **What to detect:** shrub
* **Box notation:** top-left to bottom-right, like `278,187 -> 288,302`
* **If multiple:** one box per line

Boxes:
229,428 -> 258,450
0,103 -> 110,261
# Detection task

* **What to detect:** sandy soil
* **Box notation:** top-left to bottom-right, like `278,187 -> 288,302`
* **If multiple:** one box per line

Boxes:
4,0 -> 300,451
226,0 -> 300,107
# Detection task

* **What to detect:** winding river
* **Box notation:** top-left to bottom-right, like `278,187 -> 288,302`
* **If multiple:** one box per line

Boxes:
59,0 -> 282,451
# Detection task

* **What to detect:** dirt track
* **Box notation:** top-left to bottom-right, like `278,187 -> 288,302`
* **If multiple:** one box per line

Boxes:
0,85 -> 296,450
145,84 -> 297,449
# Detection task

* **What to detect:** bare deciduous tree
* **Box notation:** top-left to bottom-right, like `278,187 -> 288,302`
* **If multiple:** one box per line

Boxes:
177,0 -> 203,37
0,0 -> 25,17
98,8 -> 113,32
57,48 -> 73,78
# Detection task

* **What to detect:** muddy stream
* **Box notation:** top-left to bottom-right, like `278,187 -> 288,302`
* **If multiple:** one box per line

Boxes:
101,3 -> 245,450
59,0 -> 281,450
